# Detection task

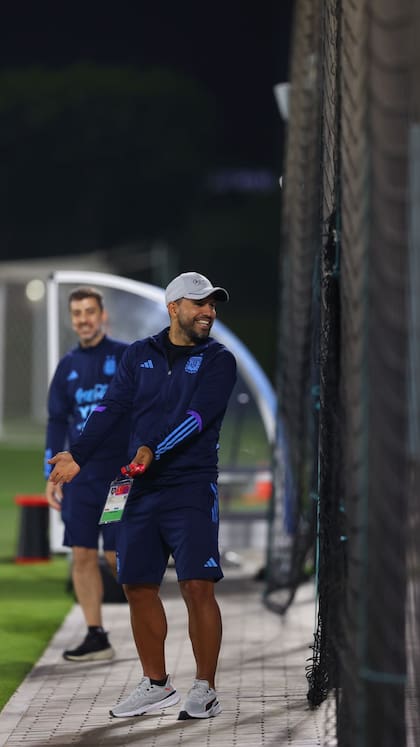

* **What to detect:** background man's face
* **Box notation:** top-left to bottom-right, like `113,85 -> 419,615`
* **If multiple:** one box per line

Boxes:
70,297 -> 106,347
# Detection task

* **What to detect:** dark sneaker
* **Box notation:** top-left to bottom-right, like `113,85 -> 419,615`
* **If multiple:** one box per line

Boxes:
178,679 -> 221,720
110,675 -> 180,718
63,631 -> 114,662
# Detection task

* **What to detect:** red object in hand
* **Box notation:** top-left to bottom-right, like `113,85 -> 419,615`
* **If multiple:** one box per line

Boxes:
121,462 -> 146,478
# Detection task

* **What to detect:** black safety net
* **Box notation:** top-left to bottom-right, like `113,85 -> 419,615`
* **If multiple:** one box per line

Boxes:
265,1 -> 420,744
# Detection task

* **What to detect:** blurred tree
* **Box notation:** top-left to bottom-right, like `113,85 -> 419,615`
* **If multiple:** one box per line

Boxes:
0,64 -> 220,258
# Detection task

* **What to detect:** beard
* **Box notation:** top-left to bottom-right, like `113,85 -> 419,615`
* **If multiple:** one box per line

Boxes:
178,316 -> 212,343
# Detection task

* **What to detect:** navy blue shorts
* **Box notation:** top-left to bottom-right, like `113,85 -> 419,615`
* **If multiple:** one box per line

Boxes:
61,461 -> 122,551
116,481 -> 223,585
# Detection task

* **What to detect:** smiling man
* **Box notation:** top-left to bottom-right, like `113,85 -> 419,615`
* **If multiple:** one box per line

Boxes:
48,272 -> 237,722
45,286 -> 130,662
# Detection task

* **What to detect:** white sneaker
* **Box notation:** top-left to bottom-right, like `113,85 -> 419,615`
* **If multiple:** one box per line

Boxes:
178,679 -> 222,720
110,675 -> 180,718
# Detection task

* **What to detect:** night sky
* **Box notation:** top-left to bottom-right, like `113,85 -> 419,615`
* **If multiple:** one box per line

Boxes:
0,1 -> 293,165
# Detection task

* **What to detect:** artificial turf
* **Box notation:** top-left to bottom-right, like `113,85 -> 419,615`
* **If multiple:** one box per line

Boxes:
0,444 -> 73,710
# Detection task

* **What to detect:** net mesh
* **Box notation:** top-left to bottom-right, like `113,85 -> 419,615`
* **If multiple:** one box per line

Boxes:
266,0 -> 420,743
265,0 -> 322,615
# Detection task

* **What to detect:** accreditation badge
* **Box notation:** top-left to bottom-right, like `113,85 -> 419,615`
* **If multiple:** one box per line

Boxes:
99,478 -> 132,524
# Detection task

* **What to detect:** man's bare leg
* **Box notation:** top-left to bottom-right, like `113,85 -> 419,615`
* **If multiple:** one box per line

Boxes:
124,584 -> 168,680
104,549 -> 117,579
72,546 -> 103,626
179,579 -> 222,689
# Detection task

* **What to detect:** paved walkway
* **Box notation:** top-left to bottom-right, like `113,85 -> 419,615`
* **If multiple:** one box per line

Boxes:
0,556 -> 333,746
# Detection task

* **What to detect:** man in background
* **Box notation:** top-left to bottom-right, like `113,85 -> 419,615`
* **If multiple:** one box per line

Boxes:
45,286 -> 130,662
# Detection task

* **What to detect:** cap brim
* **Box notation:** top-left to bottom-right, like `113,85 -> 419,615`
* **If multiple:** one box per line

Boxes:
186,287 -> 229,302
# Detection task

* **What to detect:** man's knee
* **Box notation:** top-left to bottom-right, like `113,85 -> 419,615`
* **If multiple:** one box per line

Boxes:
123,583 -> 160,604
179,579 -> 215,606
72,546 -> 98,571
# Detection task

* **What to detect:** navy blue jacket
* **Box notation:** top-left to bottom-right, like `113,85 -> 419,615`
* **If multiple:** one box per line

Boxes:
44,335 -> 130,479
70,328 -> 237,487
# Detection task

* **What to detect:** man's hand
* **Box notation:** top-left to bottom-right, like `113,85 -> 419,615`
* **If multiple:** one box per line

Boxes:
48,451 -> 80,485
131,445 -> 154,472
46,480 -> 63,511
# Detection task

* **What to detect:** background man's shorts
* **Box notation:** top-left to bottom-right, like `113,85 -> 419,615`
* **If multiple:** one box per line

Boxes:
61,461 -> 123,551
116,481 -> 223,585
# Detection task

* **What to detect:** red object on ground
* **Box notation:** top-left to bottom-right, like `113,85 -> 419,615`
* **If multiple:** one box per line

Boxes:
14,494 -> 49,507
255,480 -> 272,501
14,494 -> 51,563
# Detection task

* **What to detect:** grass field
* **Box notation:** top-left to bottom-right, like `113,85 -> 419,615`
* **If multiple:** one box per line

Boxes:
0,443 -> 73,711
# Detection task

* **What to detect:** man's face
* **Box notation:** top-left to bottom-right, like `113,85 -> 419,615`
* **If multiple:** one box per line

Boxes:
69,297 -> 106,347
170,296 -> 217,344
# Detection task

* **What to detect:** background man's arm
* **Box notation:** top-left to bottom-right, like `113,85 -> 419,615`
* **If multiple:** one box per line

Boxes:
48,451 -> 81,485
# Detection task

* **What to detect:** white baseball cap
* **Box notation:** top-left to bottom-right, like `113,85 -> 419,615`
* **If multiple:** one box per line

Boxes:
165,272 -> 229,304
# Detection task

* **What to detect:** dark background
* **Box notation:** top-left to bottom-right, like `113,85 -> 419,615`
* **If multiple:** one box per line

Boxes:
0,1 -> 293,378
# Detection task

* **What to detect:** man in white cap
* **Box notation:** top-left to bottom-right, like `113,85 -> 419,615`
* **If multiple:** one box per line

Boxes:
48,272 -> 237,722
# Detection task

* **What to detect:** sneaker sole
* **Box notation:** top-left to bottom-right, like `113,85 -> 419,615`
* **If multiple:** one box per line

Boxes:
63,647 -> 115,662
110,691 -> 181,718
178,701 -> 222,720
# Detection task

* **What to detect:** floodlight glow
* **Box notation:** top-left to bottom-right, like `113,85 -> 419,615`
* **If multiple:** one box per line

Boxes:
26,279 -> 45,302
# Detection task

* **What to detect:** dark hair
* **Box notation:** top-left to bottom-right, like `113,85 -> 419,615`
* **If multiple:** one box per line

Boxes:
68,286 -> 104,311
